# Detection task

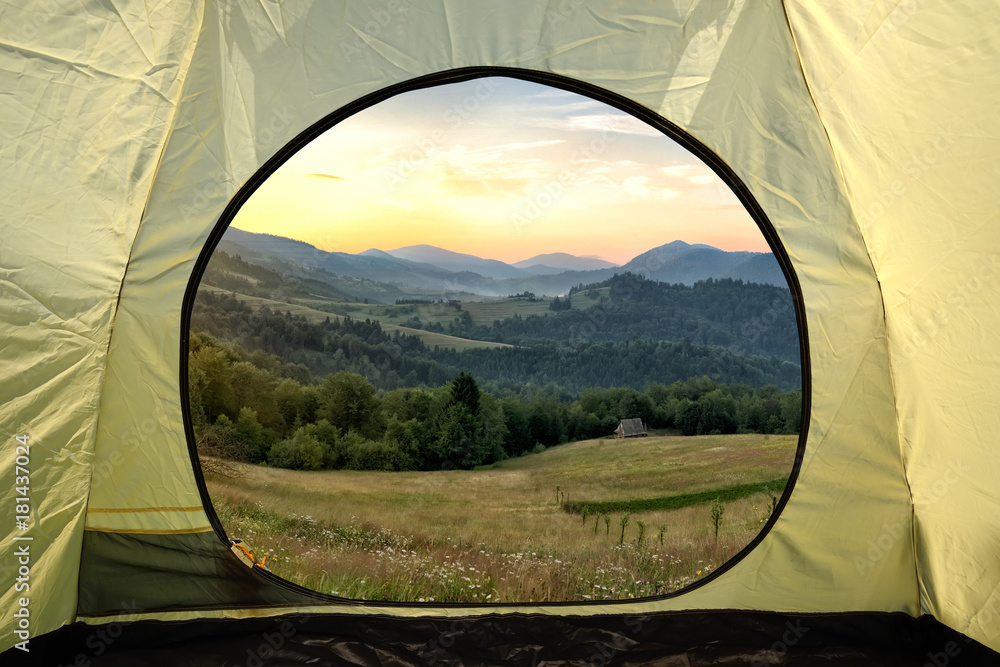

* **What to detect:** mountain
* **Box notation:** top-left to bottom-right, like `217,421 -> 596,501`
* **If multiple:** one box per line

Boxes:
620,240 -> 785,287
219,228 -> 500,296
721,253 -> 786,285
359,248 -> 397,260
219,228 -> 331,267
496,242 -> 784,295
216,229 -> 786,302
385,245 -> 526,279
513,253 -> 618,273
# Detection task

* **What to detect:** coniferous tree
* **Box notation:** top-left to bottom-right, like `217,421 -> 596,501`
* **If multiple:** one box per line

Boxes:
449,371 -> 481,415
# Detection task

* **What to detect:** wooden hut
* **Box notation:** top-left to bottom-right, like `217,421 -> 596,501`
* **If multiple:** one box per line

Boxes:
615,418 -> 648,438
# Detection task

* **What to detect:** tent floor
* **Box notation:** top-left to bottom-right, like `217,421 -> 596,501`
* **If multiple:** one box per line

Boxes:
4,609 -> 998,666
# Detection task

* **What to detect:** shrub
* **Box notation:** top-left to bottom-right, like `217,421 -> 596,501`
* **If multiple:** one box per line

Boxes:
195,415 -> 243,477
268,429 -> 325,470
232,406 -> 272,462
710,499 -> 725,538
296,419 -> 340,468
337,431 -> 410,471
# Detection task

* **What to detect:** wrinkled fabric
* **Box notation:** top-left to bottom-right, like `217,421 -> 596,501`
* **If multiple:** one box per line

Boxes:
1,0 -> 998,658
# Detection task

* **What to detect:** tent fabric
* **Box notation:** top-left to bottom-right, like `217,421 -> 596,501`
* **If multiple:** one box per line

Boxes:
1,0 -> 998,660
77,531 -> 319,615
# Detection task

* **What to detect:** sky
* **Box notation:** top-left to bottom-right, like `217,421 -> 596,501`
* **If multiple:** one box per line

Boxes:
231,77 -> 766,266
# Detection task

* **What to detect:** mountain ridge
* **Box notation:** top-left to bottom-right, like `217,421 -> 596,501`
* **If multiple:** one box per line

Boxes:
385,244 -> 526,279
513,252 -> 619,273
219,227 -> 785,301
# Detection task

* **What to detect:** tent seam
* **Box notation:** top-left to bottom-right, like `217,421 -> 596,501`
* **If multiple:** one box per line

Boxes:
85,0 -> 210,577
778,0 -> 919,615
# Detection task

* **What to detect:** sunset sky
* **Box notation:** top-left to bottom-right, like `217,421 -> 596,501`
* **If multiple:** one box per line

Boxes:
231,77 -> 765,266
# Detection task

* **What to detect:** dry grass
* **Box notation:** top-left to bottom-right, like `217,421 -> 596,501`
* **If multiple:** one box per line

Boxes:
209,433 -> 796,603
201,285 -> 509,351
299,290 -> 614,330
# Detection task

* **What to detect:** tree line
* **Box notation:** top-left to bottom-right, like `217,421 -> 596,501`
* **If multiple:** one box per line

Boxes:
191,290 -> 800,395
190,330 -> 802,473
408,272 -> 800,363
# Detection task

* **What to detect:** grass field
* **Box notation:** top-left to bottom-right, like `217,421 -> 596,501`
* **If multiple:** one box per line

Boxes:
208,432 -> 797,603
298,287 -> 611,328
461,290 -> 608,325
201,285 -> 511,351
206,283 -> 616,352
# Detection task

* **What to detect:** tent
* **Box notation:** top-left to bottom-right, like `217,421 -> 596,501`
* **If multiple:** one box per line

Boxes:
2,1 -> 1000,663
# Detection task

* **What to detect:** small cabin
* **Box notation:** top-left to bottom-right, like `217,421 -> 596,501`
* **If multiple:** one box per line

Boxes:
615,418 -> 647,438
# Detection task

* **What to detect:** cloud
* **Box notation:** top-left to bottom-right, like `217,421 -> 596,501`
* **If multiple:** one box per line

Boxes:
611,160 -> 645,170
564,112 -> 663,136
661,164 -> 693,177
481,139 -> 566,153
620,176 -> 682,200
510,95 -> 663,137
622,175 -> 652,196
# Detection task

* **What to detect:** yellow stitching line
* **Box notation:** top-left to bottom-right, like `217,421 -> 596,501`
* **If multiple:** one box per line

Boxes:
84,526 -> 213,535
87,506 -> 204,513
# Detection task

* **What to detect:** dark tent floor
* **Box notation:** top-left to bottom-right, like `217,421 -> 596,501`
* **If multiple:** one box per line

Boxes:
4,610 -> 999,666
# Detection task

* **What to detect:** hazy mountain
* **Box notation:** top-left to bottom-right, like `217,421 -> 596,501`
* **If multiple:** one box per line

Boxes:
620,240 -> 784,287
358,248 -> 397,260
219,228 -> 330,266
220,228 -> 499,296
513,252 -> 618,273
386,245 -> 526,279
721,253 -> 786,285
497,242 -> 784,295
217,228 -> 786,302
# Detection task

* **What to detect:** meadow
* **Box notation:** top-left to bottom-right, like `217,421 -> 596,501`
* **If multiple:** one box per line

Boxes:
208,432 -> 797,603
200,283 -> 612,352
201,285 -> 512,351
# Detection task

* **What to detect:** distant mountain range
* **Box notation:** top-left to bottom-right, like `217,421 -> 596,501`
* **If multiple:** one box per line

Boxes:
512,252 -> 619,274
218,228 -> 785,302
381,245 -> 526,279
624,242 -> 785,287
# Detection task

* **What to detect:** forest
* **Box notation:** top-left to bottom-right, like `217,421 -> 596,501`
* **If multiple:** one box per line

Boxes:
191,285 -> 800,396
190,254 -> 803,473
403,271 -> 799,362
189,326 -> 802,473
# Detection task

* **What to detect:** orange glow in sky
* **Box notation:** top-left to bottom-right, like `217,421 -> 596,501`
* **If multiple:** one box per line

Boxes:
232,78 -> 767,265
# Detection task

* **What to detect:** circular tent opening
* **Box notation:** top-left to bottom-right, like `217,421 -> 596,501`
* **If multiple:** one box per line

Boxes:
184,72 -> 806,605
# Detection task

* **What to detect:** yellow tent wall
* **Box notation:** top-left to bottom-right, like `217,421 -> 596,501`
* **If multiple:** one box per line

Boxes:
785,1 -> 1000,639
0,0 -> 205,648
1,0 -> 998,656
